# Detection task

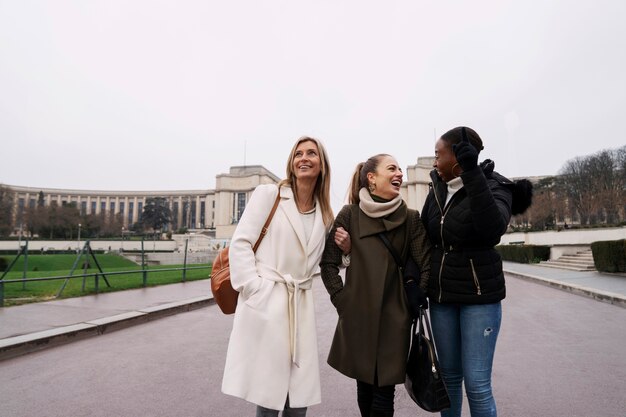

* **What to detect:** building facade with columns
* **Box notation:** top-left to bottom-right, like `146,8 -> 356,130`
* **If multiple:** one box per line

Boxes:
401,156 -> 435,211
6,165 -> 282,240
6,161 -> 436,240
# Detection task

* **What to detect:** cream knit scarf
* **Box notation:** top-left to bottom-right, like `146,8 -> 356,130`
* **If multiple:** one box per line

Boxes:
358,187 -> 403,218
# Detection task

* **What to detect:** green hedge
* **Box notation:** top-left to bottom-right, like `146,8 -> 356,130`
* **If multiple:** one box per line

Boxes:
591,239 -> 626,273
0,257 -> 7,271
496,244 -> 550,263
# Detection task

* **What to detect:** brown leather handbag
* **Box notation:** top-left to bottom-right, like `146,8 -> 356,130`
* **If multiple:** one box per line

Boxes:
210,192 -> 281,314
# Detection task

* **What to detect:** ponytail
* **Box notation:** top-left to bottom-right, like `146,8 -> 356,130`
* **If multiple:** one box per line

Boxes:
348,162 -> 365,204
347,154 -> 390,204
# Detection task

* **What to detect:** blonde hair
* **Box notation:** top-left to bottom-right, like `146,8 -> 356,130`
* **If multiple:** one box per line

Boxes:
279,136 -> 334,227
348,154 -> 390,204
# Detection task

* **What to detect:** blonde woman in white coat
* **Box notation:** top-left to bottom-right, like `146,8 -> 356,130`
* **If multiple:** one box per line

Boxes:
222,136 -> 334,417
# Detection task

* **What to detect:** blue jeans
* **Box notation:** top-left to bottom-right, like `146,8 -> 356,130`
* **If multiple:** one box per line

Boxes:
429,302 -> 502,417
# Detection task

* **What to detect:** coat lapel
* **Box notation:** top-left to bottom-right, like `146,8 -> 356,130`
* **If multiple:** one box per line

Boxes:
357,202 -> 408,238
280,187 -> 308,253
306,200 -> 325,256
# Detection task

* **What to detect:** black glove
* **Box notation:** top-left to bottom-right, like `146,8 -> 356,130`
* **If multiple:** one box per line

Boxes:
404,279 -> 428,318
452,127 -> 478,172
404,257 -> 421,282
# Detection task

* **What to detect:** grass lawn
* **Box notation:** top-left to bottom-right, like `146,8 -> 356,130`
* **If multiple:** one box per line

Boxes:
1,253 -> 138,272
1,253 -> 212,306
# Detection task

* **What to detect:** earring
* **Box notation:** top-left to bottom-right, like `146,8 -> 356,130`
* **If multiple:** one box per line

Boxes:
368,183 -> 376,193
451,163 -> 461,178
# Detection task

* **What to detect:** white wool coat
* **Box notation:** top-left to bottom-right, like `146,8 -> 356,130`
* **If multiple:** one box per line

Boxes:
221,184 -> 327,410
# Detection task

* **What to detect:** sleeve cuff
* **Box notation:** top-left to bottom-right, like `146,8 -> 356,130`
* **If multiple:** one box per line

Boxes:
341,253 -> 351,267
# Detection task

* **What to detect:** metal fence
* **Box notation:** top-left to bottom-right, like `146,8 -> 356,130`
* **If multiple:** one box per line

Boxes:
0,239 -> 211,307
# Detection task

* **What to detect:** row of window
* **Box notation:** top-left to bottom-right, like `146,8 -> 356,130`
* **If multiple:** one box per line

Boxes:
16,197 -> 213,229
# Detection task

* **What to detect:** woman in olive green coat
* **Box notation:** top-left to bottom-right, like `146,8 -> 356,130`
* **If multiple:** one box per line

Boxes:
320,154 -> 431,417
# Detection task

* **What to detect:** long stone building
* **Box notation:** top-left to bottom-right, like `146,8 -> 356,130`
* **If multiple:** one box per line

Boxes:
5,160 -> 436,239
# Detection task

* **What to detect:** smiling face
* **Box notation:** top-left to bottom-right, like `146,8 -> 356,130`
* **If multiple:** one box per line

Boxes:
291,139 -> 321,183
433,138 -> 458,183
367,155 -> 403,200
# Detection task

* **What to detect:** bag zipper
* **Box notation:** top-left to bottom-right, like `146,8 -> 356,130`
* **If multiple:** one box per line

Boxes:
418,315 -> 440,378
425,336 -> 439,377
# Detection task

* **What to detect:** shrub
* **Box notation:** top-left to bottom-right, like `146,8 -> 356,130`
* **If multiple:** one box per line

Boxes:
496,245 -> 551,263
0,257 -> 7,271
591,239 -> 626,273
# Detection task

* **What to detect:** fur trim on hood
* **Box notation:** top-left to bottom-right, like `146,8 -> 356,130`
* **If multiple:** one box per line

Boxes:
480,159 -> 533,215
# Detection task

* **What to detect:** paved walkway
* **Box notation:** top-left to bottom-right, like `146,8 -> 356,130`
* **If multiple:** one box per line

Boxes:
0,280 -> 213,360
1,262 -> 624,361
501,261 -> 626,307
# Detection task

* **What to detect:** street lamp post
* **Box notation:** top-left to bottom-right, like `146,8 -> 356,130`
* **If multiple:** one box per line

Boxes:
121,227 -> 125,252
77,223 -> 81,253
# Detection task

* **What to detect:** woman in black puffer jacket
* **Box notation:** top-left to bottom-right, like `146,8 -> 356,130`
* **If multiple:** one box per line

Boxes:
421,126 -> 531,417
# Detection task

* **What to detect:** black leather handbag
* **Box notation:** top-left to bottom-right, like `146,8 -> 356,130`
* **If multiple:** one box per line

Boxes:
405,308 -> 451,412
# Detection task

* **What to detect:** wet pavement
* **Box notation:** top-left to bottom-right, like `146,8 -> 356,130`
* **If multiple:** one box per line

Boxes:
1,262 -> 624,361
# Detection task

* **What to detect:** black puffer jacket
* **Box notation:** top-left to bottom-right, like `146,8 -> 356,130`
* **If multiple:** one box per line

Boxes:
422,160 -> 517,304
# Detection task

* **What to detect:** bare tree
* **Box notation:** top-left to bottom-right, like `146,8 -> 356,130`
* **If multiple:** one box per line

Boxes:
526,177 -> 556,230
587,150 -> 622,223
615,145 -> 626,220
0,184 -> 14,237
101,213 -> 124,237
80,213 -> 105,238
559,157 -> 598,225
25,205 -> 46,237
558,146 -> 625,225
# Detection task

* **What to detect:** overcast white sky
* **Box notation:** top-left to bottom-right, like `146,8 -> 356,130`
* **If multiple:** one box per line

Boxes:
1,0 -> 625,211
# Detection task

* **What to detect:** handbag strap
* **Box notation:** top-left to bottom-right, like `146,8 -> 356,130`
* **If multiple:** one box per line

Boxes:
413,307 -> 439,358
378,233 -> 408,281
252,190 -> 281,252
417,308 -> 436,348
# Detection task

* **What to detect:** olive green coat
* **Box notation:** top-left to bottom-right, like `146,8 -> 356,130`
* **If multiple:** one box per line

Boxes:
320,202 -> 431,385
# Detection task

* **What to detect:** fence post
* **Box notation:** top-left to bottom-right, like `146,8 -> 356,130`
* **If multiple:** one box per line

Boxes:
22,240 -> 29,290
0,281 -> 4,307
182,239 -> 188,282
141,238 -> 147,287
81,254 -> 89,292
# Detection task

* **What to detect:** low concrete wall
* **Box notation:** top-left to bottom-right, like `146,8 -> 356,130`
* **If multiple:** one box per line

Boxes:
499,226 -> 625,260
0,239 -> 218,266
548,245 -> 591,260
500,227 -> 625,246
124,251 -> 218,265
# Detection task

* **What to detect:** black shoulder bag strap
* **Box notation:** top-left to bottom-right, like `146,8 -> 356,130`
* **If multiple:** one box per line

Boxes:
378,233 -> 405,276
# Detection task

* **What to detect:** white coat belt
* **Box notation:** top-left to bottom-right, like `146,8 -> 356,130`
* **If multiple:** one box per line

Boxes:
256,262 -> 312,367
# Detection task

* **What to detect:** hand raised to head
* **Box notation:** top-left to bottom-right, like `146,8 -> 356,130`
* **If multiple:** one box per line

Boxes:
452,127 -> 478,172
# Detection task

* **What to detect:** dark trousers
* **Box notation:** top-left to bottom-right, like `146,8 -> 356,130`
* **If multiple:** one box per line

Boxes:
356,376 -> 395,417
255,396 -> 306,417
